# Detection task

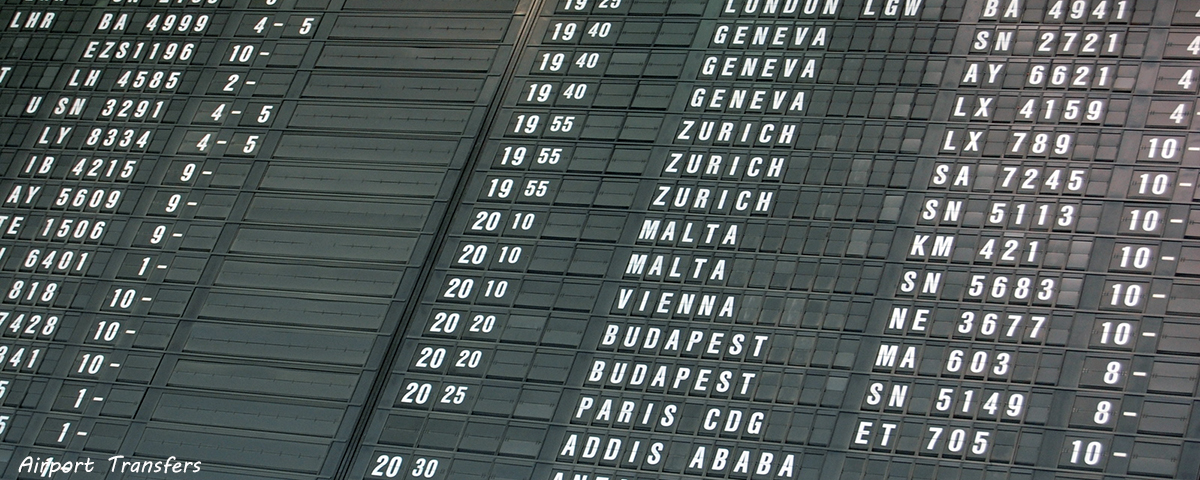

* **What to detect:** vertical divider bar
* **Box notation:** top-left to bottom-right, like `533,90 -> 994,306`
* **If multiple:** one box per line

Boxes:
334,1 -> 549,477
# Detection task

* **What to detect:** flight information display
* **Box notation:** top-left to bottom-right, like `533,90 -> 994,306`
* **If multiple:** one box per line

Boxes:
0,0 -> 1196,479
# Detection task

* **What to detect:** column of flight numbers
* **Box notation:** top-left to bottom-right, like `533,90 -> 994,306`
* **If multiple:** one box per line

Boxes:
890,0 -> 1107,471
881,0 -> 1197,478
0,0 -> 223,469
900,0 -> 1100,474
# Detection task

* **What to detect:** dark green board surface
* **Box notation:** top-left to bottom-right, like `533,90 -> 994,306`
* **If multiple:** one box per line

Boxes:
0,0 -> 1198,479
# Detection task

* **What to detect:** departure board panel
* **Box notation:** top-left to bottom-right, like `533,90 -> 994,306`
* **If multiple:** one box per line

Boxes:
0,0 -> 1197,479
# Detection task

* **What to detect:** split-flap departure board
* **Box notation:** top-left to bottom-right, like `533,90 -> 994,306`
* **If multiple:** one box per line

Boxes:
0,0 -> 1198,479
